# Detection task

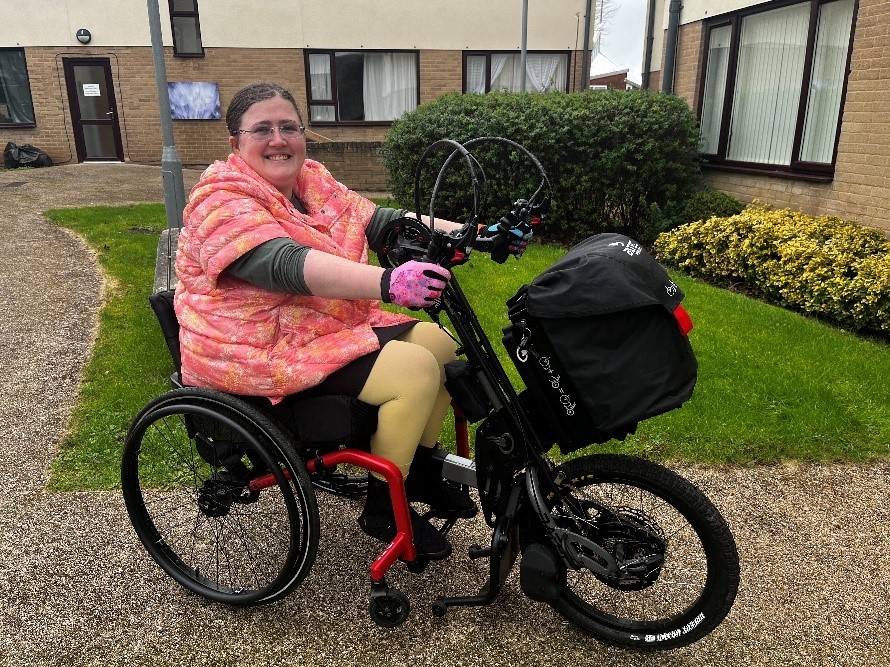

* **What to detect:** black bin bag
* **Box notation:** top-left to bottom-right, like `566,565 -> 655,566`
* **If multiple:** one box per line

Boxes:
503,233 -> 697,454
4,142 -> 53,168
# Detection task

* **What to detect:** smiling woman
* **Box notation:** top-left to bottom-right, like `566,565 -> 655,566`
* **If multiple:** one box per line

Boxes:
176,80 -> 476,558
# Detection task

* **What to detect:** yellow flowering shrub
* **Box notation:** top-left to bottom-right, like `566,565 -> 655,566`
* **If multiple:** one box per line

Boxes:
653,202 -> 890,333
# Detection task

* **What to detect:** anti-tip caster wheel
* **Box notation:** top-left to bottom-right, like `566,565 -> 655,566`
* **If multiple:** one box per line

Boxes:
431,601 -> 448,618
369,584 -> 410,628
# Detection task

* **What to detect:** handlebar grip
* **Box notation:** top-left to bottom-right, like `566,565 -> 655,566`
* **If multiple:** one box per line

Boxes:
489,235 -> 511,264
425,230 -> 446,264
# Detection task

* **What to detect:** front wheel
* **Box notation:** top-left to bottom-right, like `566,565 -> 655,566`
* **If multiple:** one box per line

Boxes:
544,454 -> 739,651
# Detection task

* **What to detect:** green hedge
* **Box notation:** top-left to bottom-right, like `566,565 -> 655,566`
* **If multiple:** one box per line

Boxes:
680,188 -> 745,225
654,202 -> 890,334
381,90 -> 702,244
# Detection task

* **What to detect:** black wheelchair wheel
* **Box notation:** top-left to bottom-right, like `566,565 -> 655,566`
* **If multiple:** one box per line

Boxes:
121,387 -> 320,606
546,454 -> 740,651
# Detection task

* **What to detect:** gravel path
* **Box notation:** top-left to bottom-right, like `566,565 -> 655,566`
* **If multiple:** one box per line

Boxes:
0,163 -> 887,667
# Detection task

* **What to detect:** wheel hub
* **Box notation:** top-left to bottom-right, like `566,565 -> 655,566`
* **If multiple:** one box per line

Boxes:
594,507 -> 667,591
197,472 -> 257,517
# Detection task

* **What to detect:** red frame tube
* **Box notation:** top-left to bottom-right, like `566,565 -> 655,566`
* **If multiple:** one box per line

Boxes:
306,450 -> 417,579
250,450 -> 417,580
248,408 -> 469,583
452,402 -> 470,459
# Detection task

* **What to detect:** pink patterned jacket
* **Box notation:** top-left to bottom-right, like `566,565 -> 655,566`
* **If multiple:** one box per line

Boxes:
174,154 -> 413,400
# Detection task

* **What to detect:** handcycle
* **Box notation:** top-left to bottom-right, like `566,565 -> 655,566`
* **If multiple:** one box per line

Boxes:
121,137 -> 740,650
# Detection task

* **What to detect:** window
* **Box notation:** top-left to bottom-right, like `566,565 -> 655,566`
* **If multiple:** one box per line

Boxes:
464,52 -> 568,93
698,0 -> 856,176
305,51 -> 418,123
169,0 -> 204,56
0,49 -> 36,126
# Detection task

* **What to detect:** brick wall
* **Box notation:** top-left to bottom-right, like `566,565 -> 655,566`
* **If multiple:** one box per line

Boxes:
306,141 -> 387,192
5,46 -> 309,167
420,50 -> 463,103
666,0 -> 890,233
9,45 -> 590,194
589,72 -> 629,90
3,48 -> 81,165
672,23 -> 704,110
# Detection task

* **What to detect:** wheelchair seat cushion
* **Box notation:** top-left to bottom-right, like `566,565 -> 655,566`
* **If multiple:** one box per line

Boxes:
266,393 -> 378,450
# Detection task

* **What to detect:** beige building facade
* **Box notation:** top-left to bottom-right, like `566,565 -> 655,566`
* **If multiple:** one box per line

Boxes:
646,0 -> 889,233
1,0 -> 593,190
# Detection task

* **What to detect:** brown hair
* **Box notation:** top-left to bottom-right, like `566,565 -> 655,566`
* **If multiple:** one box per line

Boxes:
225,82 -> 304,136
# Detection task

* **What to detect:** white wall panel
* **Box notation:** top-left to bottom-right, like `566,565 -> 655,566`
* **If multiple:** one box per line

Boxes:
665,0 -> 775,25
1,0 -> 591,51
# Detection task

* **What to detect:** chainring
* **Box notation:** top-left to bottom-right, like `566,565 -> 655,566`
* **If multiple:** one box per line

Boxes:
590,506 -> 667,591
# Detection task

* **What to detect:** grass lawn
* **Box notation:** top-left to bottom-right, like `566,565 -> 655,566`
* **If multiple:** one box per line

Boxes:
44,203 -> 890,490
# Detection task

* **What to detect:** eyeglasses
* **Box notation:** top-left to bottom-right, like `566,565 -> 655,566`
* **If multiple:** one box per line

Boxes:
233,123 -> 306,140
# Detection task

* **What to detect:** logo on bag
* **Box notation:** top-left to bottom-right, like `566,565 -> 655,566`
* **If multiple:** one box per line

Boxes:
608,239 -> 643,257
665,280 -> 679,297
539,356 -> 576,416
516,328 -> 531,363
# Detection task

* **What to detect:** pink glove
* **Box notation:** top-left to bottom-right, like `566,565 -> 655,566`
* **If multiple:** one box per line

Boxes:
381,261 -> 451,308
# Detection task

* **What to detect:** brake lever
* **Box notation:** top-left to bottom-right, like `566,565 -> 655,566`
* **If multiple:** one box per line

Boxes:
425,226 -> 474,268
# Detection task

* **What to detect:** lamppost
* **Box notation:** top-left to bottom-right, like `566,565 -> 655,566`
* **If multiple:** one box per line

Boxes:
147,0 -> 185,229
520,0 -> 528,92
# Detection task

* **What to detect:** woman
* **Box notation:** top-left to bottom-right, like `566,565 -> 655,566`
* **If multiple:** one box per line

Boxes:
175,82 -> 475,560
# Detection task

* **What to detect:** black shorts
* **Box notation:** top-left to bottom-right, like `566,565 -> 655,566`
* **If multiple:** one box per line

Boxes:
296,322 -> 417,399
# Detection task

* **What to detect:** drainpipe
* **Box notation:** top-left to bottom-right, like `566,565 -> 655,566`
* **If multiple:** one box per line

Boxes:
641,0 -> 657,90
580,0 -> 593,91
661,0 -> 683,93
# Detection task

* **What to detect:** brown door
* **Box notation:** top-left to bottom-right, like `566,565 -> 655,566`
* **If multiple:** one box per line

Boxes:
63,58 -> 124,162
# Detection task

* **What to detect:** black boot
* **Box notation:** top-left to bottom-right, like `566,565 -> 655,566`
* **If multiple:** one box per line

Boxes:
357,474 -> 452,560
405,445 -> 478,519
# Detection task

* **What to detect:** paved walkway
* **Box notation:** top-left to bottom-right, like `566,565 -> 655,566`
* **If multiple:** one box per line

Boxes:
0,163 -> 888,667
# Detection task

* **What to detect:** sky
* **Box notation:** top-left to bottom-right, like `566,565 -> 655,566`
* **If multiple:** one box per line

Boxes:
595,0 -> 648,84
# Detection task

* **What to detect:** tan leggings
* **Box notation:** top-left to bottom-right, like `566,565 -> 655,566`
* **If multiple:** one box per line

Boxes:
356,322 -> 457,477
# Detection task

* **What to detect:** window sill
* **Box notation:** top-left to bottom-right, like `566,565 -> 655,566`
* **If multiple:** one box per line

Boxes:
702,162 -> 833,184
0,123 -> 37,129
310,121 -> 395,127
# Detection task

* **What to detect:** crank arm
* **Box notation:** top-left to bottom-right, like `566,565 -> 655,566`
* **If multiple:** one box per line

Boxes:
619,553 -> 665,575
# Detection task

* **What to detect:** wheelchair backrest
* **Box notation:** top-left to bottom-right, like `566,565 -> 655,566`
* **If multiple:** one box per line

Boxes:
149,289 -> 182,373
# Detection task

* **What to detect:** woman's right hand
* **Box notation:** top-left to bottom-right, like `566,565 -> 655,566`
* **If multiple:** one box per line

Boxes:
381,261 -> 451,307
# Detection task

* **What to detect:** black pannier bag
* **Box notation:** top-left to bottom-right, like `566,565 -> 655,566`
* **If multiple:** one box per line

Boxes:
502,233 -> 697,454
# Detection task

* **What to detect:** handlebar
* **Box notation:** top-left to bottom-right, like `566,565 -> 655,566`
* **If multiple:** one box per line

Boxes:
376,136 -> 551,271
420,194 -> 550,268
